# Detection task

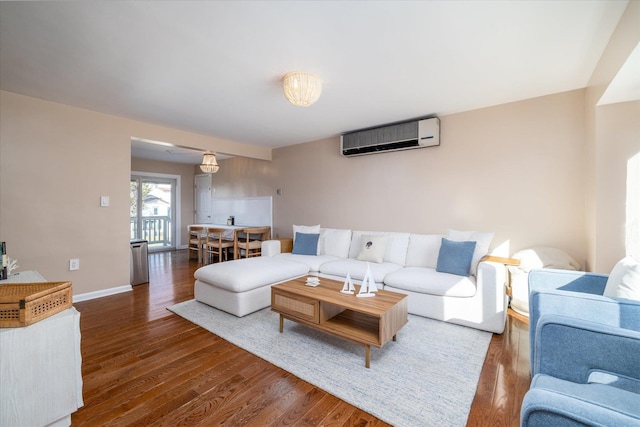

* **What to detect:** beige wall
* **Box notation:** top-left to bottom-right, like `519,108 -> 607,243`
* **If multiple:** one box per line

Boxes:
131,157 -> 196,247
0,91 -> 131,297
231,90 -> 587,264
0,90 -> 269,297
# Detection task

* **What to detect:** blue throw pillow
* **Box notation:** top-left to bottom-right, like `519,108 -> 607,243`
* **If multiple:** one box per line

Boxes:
436,238 -> 477,276
292,232 -> 320,255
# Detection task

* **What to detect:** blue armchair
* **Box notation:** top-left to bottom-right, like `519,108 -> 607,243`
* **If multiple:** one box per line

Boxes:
528,268 -> 640,375
521,268 -> 640,426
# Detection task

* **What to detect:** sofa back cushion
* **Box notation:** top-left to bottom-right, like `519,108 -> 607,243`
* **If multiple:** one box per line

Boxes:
405,234 -> 444,268
348,230 -> 410,265
318,228 -> 352,258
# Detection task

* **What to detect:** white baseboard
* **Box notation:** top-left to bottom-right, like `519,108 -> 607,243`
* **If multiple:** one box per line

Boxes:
73,285 -> 133,303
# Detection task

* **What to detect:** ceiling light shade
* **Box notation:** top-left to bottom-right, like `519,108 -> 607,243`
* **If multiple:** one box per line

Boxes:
282,72 -> 322,107
200,152 -> 219,173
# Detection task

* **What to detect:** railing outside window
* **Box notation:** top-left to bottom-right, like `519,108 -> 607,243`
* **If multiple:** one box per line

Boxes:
130,216 -> 172,248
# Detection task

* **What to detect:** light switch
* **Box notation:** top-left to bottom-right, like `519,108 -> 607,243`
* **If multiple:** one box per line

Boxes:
100,196 -> 110,207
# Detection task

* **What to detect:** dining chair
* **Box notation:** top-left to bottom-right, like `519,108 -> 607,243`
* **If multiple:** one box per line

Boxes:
204,227 -> 234,264
234,226 -> 271,259
187,226 -> 205,263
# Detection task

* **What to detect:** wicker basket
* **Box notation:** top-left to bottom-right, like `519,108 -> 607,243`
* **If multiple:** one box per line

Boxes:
0,281 -> 72,327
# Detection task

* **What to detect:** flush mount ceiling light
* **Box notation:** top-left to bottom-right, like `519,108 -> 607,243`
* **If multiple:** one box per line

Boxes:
200,152 -> 219,173
282,71 -> 322,107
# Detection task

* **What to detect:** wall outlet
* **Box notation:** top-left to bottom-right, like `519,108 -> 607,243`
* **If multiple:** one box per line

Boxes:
69,259 -> 80,271
100,196 -> 110,207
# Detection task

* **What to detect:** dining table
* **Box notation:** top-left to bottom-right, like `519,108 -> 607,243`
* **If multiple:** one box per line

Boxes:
189,224 -> 270,262
188,224 -> 246,241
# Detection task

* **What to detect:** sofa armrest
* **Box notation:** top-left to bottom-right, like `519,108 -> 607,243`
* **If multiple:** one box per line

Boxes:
521,374 -> 640,426
534,315 -> 640,391
475,260 -> 507,332
529,268 -> 608,295
261,240 -> 281,257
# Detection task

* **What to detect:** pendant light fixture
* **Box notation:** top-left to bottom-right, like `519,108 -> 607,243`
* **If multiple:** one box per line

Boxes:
200,152 -> 219,173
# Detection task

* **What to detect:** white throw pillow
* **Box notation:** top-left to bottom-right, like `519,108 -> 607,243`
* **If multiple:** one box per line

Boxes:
356,235 -> 388,263
604,256 -> 640,301
447,229 -> 494,274
292,224 -> 320,243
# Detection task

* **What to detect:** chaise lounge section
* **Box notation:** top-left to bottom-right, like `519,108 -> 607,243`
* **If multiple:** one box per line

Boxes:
194,226 -> 508,333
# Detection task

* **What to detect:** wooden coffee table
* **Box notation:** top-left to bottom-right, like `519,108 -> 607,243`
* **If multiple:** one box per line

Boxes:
271,276 -> 408,368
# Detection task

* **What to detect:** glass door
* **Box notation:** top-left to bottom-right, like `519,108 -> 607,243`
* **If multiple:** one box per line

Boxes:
130,175 -> 176,251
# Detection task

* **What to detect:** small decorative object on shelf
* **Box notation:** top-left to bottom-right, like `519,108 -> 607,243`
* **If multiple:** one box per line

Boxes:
1,242 -> 7,280
357,263 -> 377,298
6,257 -> 18,276
340,272 -> 355,294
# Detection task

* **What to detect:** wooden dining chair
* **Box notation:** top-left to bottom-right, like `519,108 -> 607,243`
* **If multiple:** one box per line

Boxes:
187,226 -> 205,263
204,227 -> 235,264
234,226 -> 271,259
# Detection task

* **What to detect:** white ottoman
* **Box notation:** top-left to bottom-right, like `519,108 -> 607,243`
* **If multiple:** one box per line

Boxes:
194,257 -> 309,317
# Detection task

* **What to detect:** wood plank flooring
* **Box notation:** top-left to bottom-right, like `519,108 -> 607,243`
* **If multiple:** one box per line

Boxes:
72,250 -> 530,426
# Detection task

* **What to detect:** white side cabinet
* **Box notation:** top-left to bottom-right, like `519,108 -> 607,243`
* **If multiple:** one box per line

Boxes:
0,271 -> 83,427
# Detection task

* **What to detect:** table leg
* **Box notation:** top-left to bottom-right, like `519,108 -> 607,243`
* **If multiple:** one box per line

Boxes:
393,334 -> 397,342
365,345 -> 370,369
279,314 -> 283,333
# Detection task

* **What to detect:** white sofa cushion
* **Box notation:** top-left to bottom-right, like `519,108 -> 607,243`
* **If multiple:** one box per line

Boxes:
348,230 -> 410,266
194,257 -> 309,293
384,267 -> 477,297
318,228 -> 352,258
405,234 -> 444,268
447,229 -> 494,274
275,253 -> 339,273
320,258 -> 403,283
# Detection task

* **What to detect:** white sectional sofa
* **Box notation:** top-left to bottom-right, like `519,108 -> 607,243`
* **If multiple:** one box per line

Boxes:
194,227 -> 507,333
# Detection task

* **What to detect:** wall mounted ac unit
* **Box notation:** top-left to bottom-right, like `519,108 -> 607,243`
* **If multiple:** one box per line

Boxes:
341,117 -> 440,157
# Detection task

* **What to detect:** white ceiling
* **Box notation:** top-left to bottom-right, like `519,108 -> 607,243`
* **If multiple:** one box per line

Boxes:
0,1 -> 632,165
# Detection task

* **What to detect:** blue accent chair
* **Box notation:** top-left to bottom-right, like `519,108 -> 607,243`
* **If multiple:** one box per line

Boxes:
521,269 -> 640,426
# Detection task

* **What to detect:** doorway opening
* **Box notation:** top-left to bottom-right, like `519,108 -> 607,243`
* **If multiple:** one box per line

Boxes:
130,173 -> 179,251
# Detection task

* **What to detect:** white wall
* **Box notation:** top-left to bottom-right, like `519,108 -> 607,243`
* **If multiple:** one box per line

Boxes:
594,100 -> 640,271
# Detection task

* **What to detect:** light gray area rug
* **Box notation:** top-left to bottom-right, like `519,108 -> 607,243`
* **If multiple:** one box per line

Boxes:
168,299 -> 491,427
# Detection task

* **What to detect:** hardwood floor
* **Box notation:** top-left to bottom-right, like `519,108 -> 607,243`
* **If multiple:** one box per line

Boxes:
72,250 -> 530,426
